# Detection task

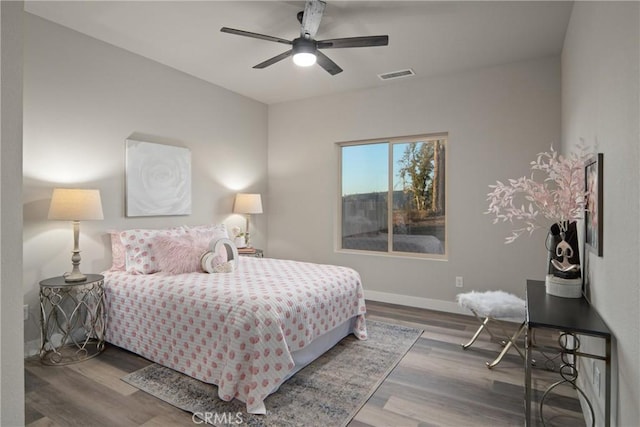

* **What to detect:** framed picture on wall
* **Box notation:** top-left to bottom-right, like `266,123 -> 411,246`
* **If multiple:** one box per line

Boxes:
584,153 -> 603,256
125,139 -> 192,217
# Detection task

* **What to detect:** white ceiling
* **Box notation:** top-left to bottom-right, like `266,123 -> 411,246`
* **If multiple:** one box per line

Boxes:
24,1 -> 573,105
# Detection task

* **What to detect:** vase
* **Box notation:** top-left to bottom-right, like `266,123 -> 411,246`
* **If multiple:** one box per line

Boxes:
545,221 -> 582,298
545,275 -> 583,298
234,236 -> 246,248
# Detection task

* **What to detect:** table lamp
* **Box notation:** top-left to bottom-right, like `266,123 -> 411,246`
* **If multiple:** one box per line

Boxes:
48,188 -> 104,282
233,193 -> 263,247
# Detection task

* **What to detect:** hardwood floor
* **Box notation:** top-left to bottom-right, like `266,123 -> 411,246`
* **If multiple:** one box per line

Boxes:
25,301 -> 583,426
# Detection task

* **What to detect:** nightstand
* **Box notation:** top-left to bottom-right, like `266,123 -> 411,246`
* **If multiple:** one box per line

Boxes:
238,248 -> 264,258
39,274 -> 106,365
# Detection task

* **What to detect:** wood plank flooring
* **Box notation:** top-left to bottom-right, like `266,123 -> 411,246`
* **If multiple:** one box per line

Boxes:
25,301 -> 584,426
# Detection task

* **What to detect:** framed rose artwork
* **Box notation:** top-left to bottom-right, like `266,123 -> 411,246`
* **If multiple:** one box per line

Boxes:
125,139 -> 192,217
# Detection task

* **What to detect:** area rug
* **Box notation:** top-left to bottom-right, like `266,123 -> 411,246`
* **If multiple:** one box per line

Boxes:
122,320 -> 422,427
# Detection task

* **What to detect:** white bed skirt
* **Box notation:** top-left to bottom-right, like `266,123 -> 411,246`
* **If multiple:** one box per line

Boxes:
285,316 -> 356,381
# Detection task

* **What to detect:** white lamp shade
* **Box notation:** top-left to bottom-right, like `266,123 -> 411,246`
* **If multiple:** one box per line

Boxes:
48,188 -> 104,221
233,193 -> 263,214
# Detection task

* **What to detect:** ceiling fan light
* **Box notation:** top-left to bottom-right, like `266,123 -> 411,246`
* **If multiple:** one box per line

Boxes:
293,52 -> 317,67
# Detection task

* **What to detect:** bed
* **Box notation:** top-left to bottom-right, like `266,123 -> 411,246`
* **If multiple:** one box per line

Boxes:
103,255 -> 367,414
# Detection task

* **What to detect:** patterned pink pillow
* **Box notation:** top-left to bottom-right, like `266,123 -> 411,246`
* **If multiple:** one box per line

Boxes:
154,234 -> 211,274
119,227 -> 186,274
109,231 -> 125,271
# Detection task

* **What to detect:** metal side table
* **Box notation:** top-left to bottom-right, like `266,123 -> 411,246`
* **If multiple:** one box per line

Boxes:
39,274 -> 106,365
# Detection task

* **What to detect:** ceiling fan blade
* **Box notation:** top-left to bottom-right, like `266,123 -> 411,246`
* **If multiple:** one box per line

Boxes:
315,51 -> 343,75
220,27 -> 292,45
317,35 -> 389,49
253,50 -> 293,69
300,0 -> 326,39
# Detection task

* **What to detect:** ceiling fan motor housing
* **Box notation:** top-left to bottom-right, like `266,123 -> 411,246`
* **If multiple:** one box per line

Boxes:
293,37 -> 317,55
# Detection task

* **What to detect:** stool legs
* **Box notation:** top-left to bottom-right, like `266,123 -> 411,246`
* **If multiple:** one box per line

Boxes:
486,322 -> 525,369
462,314 -> 495,349
461,310 -> 525,369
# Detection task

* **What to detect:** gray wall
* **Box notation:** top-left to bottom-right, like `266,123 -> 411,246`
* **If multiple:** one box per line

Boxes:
22,14 -> 268,352
561,2 -> 640,425
267,56 -> 561,310
1,2 -> 24,425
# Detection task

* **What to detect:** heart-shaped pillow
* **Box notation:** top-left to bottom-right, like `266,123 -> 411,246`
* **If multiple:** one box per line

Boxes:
201,238 -> 238,273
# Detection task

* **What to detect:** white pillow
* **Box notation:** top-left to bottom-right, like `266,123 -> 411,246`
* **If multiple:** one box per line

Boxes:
187,223 -> 229,240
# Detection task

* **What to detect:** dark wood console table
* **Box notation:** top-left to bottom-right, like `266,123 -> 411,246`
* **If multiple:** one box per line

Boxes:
525,279 -> 612,426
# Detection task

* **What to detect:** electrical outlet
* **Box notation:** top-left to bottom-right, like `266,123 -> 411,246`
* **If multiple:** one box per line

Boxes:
23,304 -> 29,321
594,366 -> 601,396
455,276 -> 464,288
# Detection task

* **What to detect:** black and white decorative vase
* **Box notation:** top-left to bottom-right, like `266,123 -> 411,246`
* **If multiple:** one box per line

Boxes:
545,221 -> 582,298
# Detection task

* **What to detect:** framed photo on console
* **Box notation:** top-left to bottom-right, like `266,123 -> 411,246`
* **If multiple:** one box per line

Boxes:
584,153 -> 603,256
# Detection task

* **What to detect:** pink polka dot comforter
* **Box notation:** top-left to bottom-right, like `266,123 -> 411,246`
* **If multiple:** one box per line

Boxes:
104,256 -> 367,414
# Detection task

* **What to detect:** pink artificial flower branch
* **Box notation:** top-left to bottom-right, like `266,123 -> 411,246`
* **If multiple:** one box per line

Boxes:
486,144 -> 590,244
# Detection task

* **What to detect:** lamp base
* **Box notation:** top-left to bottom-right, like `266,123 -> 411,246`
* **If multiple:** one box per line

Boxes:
66,248 -> 86,282
64,271 -> 87,282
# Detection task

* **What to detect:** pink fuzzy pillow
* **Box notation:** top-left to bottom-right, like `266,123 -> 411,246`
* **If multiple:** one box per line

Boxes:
154,233 -> 211,274
120,227 -> 187,274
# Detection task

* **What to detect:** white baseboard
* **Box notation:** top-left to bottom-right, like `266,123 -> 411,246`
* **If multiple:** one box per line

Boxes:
364,289 -> 468,315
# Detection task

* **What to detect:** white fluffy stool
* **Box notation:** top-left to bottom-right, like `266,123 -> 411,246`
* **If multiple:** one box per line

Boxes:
457,290 -> 526,369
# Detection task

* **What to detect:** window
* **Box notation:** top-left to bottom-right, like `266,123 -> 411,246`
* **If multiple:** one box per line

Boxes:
339,134 -> 447,257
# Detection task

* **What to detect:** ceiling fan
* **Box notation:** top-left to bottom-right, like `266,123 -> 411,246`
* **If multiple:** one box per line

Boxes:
220,0 -> 389,75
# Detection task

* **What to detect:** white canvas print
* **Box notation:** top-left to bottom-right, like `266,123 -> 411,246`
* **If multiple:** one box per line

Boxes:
126,139 -> 191,216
